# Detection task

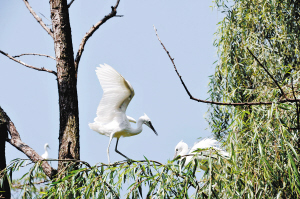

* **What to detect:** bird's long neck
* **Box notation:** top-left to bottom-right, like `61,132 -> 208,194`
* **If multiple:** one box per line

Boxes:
44,146 -> 48,153
130,117 -> 144,135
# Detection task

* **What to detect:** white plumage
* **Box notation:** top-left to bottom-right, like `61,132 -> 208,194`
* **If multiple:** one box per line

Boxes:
41,143 -> 50,160
89,64 -> 157,164
173,138 -> 229,170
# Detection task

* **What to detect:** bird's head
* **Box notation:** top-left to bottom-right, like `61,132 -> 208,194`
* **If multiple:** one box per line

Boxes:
141,113 -> 158,136
44,143 -> 50,150
173,140 -> 189,159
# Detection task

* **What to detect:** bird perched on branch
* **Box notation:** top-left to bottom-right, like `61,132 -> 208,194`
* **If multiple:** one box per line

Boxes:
89,64 -> 158,164
173,138 -> 229,170
41,143 -> 50,160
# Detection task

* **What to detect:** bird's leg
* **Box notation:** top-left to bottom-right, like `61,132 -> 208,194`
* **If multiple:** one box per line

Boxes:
107,133 -> 114,165
115,138 -> 130,160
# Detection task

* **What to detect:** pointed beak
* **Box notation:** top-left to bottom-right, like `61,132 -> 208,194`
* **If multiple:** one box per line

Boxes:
173,152 -> 178,159
148,121 -> 158,136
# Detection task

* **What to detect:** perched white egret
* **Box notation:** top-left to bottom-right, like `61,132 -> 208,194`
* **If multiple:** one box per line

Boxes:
41,143 -> 50,160
89,64 -> 158,164
173,138 -> 229,170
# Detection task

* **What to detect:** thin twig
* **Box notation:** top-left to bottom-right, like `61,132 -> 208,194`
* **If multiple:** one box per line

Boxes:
247,47 -> 287,99
39,12 -> 51,24
127,172 -> 145,197
0,50 -> 57,76
46,159 -> 92,168
99,159 -> 163,167
12,180 -> 49,190
22,0 -> 53,38
153,26 -> 300,106
13,53 -> 55,60
68,0 -> 75,8
74,0 -> 121,73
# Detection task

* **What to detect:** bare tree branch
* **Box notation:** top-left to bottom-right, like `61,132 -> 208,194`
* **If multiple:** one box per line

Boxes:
74,0 -> 121,74
13,53 -> 55,60
68,0 -> 75,8
247,47 -> 287,99
0,50 -> 57,76
23,0 -> 54,38
153,26 -> 300,106
0,106 -> 57,179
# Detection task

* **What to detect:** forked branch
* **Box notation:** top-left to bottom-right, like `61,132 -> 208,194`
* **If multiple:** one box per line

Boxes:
153,26 -> 300,106
68,0 -> 75,8
23,0 -> 53,38
74,0 -> 121,73
0,106 -> 57,179
0,50 -> 57,76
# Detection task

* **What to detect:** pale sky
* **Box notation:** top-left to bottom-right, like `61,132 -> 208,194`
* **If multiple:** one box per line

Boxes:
1,1 -> 220,170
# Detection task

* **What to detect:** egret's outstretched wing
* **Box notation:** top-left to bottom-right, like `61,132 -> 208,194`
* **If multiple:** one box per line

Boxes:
94,63 -> 135,124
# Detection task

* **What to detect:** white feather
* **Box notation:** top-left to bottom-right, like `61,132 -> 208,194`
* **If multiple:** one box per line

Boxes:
174,138 -> 229,170
94,63 -> 134,125
41,143 -> 50,160
89,64 -> 157,164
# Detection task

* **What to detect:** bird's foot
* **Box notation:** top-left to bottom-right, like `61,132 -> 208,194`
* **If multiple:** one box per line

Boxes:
126,158 -> 133,165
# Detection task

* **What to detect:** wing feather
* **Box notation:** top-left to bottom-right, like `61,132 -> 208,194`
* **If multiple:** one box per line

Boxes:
94,64 -> 135,124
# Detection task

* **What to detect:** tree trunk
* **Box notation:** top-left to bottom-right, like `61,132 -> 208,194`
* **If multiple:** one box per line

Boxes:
50,0 -> 80,171
0,113 -> 11,198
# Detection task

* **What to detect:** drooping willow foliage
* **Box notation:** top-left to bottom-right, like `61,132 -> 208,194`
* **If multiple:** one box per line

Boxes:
2,153 -> 228,198
208,0 -> 300,197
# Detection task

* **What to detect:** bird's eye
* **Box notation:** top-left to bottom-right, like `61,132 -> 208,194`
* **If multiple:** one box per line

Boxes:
176,149 -> 178,151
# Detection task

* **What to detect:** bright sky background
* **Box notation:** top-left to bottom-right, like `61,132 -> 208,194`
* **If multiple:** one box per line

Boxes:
1,0 -> 221,171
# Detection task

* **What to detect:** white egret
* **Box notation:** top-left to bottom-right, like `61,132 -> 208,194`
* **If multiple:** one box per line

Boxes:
89,64 -> 158,164
173,138 -> 229,170
41,143 -> 50,160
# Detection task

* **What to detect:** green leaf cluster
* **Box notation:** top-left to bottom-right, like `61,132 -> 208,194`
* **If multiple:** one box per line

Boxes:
2,151 -> 230,198
208,0 -> 300,197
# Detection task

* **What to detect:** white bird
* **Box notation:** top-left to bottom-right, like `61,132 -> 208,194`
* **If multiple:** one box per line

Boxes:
173,138 -> 229,170
41,143 -> 50,160
89,64 -> 158,164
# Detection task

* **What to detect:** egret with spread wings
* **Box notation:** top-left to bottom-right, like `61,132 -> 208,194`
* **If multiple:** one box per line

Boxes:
89,64 -> 158,164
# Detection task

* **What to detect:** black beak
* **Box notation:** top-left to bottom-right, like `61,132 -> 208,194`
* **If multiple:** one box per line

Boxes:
148,121 -> 158,136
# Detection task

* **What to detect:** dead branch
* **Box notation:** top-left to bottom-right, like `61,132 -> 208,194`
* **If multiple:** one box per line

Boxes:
153,26 -> 300,106
0,50 -> 57,76
74,0 -> 121,73
247,48 -> 287,99
68,0 -> 75,8
0,106 -> 57,179
13,53 -> 55,60
23,0 -> 53,37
